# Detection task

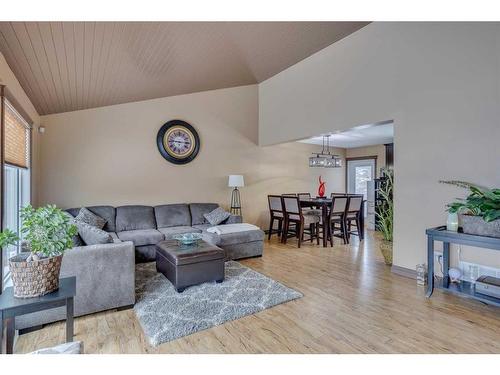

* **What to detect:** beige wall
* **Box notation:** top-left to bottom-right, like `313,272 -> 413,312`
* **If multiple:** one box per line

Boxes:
345,144 -> 386,178
0,52 -> 41,205
259,23 -> 500,270
38,85 -> 345,228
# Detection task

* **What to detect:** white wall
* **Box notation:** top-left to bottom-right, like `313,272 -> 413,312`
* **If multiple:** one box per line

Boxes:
39,85 -> 345,228
259,23 -> 500,270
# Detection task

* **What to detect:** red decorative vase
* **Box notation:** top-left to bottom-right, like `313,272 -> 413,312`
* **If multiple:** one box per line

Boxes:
318,176 -> 326,197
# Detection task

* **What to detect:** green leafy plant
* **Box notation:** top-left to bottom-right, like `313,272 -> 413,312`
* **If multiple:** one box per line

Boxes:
439,180 -> 500,222
376,169 -> 394,242
0,228 -> 19,249
0,205 -> 77,261
20,205 -> 78,258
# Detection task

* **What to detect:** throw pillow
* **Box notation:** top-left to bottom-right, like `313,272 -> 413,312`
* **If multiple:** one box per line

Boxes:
75,207 -> 107,229
203,207 -> 231,225
75,221 -> 113,245
63,211 -> 84,247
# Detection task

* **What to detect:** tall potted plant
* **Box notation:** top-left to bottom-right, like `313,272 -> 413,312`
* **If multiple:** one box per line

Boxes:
440,180 -> 500,238
376,169 -> 394,265
0,205 -> 77,298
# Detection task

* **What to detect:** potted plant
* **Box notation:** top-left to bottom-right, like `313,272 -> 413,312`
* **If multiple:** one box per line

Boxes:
0,204 -> 77,298
376,169 -> 394,265
440,180 -> 500,238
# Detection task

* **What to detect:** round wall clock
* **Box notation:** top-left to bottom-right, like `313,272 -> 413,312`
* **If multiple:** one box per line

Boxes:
156,120 -> 200,165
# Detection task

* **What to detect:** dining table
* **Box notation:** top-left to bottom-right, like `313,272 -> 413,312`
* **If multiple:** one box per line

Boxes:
299,196 -> 365,247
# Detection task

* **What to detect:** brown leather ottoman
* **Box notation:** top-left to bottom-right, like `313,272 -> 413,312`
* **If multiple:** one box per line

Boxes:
155,240 -> 225,293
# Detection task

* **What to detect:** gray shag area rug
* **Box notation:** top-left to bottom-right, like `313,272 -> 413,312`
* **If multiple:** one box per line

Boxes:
134,261 -> 302,346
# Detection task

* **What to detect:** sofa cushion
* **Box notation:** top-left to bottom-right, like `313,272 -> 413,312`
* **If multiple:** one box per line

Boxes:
157,226 -> 201,239
75,221 -> 114,245
192,224 -> 211,231
75,207 -> 107,229
62,211 -> 84,247
203,207 -> 231,225
203,229 -> 264,247
154,204 -> 191,228
189,203 -> 219,225
116,206 -> 156,232
117,229 -> 164,247
66,206 -> 116,232
109,232 -> 122,243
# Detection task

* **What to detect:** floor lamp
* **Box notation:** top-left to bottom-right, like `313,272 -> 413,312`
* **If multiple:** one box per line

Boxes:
228,175 -> 244,216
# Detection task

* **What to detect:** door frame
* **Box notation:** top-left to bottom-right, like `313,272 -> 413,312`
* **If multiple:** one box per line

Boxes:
345,156 -> 378,193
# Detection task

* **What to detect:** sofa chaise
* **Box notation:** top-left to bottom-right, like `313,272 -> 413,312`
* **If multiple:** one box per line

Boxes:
15,203 -> 263,331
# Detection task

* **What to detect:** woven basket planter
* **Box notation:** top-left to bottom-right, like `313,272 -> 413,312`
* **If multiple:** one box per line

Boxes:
379,240 -> 393,266
9,253 -> 63,298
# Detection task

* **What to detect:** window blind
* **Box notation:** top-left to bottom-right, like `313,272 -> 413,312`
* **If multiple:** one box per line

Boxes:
4,100 -> 30,169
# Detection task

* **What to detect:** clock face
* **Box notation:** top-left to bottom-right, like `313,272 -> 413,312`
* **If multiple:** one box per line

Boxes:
157,120 -> 200,164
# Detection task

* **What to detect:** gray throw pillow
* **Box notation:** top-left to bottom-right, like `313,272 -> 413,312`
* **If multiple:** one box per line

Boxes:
63,211 -> 84,247
75,221 -> 113,245
75,207 -> 107,229
203,207 -> 231,225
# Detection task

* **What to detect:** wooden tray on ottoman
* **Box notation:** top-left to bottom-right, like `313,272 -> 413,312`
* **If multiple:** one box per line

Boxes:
155,240 -> 225,292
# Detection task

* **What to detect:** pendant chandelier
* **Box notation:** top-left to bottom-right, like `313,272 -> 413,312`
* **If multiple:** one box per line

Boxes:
309,134 -> 342,168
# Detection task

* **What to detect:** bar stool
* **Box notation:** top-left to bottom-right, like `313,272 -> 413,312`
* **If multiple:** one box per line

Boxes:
297,192 -> 322,216
328,196 -> 349,245
345,195 -> 364,243
267,195 -> 284,240
282,196 -> 320,248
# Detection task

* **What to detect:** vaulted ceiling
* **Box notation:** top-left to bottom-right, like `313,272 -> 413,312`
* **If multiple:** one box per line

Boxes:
0,22 -> 368,115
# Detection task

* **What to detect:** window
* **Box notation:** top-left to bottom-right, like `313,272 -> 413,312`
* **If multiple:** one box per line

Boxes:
2,99 -> 31,290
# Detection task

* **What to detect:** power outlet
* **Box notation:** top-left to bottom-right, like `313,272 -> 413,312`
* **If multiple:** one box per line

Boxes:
434,252 -> 443,276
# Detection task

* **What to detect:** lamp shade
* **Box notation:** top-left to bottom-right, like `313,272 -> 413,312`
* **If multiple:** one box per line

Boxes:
228,175 -> 244,187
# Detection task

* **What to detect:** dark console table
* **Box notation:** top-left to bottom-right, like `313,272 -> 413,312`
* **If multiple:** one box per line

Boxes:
426,226 -> 500,307
0,277 -> 76,354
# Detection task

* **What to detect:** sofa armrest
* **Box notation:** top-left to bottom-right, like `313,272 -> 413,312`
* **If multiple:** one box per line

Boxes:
16,241 -> 135,330
60,241 -> 135,315
225,215 -> 242,224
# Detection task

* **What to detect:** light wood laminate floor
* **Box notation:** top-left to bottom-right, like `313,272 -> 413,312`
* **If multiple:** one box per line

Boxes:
15,231 -> 500,353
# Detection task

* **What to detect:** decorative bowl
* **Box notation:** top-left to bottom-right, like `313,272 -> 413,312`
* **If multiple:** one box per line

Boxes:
172,232 -> 203,245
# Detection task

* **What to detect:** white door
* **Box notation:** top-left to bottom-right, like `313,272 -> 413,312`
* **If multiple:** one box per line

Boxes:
347,158 -> 376,217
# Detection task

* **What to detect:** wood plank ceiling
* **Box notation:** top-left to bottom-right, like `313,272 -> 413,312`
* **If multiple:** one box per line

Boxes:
0,22 -> 368,115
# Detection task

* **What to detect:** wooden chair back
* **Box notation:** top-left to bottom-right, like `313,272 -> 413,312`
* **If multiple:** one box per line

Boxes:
268,195 -> 284,216
297,192 -> 311,200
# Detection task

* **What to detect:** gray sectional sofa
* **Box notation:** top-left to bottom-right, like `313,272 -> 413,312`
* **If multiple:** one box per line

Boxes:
16,203 -> 264,331
66,202 -> 264,262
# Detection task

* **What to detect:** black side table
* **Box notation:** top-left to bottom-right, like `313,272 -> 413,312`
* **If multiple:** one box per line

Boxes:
0,276 -> 76,354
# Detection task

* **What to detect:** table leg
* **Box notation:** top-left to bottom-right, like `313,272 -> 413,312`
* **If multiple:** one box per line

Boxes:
66,297 -> 74,342
443,242 -> 450,289
322,205 -> 328,248
426,236 -> 434,298
0,311 -> 3,354
360,200 -> 365,240
6,317 -> 14,354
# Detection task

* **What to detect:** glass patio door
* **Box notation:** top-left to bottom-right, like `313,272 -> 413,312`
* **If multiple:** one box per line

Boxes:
347,158 -> 376,217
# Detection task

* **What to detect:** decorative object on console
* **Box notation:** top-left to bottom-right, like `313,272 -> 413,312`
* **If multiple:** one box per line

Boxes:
157,119 -> 200,165
376,169 -> 394,265
446,212 -> 459,232
416,264 -> 427,286
317,176 -> 326,197
448,268 -> 462,283
440,180 -> 500,238
228,174 -> 244,216
0,205 -> 77,298
309,134 -> 342,168
203,207 -> 231,225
